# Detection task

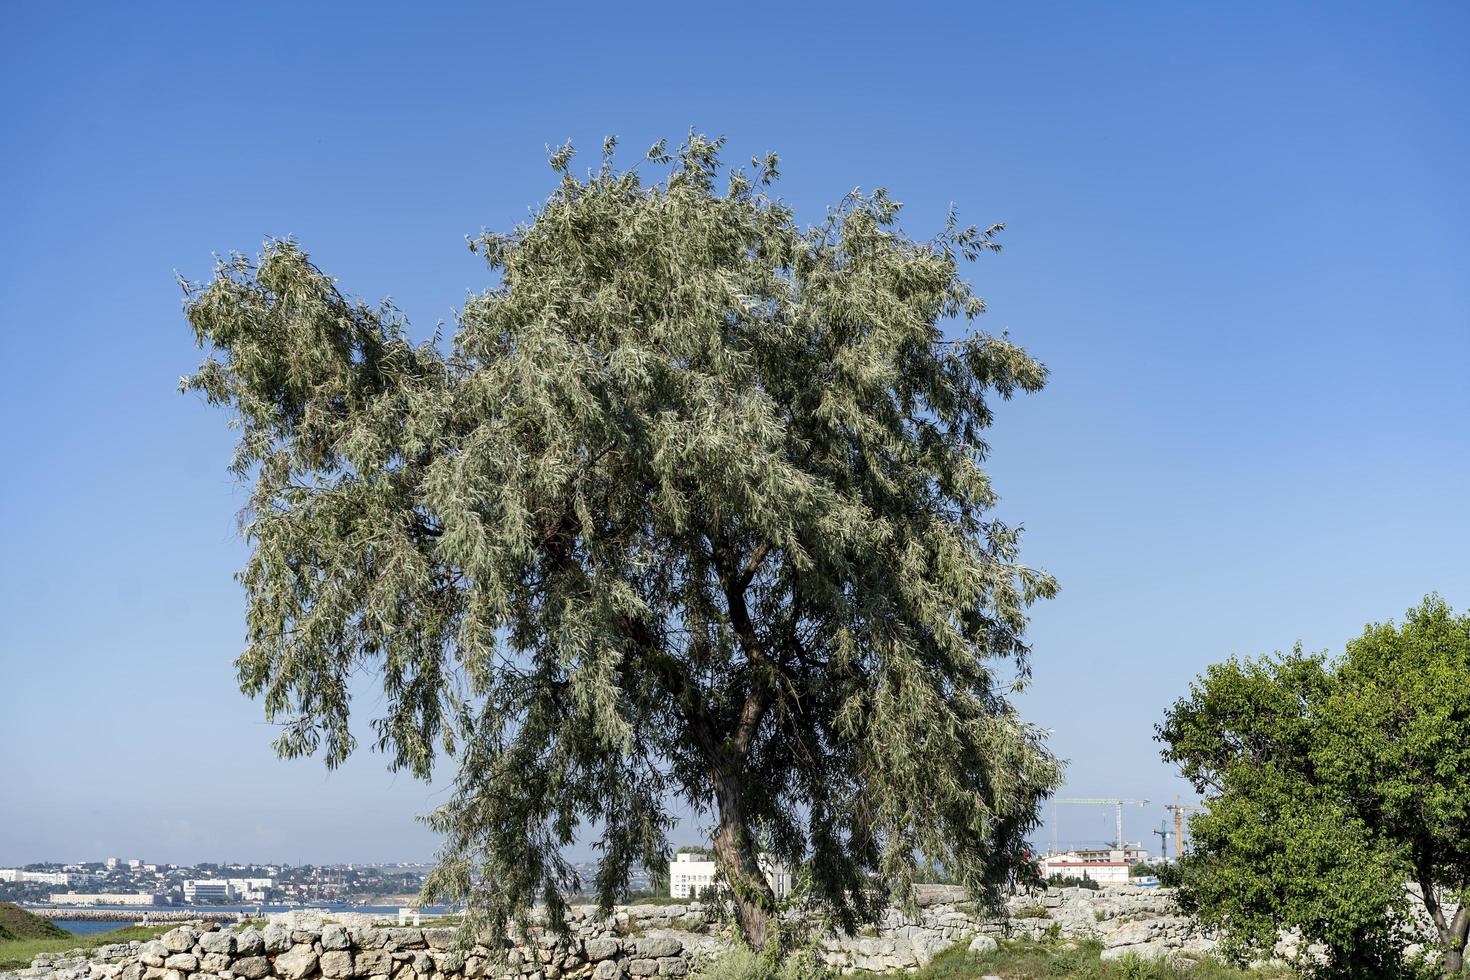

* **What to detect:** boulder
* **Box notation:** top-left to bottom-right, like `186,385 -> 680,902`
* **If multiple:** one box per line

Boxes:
201,954 -> 232,974
321,927 -> 350,952
199,934 -> 236,957
139,943 -> 170,968
592,961 -> 620,980
162,955 -> 197,972
627,962 -> 659,978
274,945 -> 319,980
582,940 -> 620,962
161,931 -> 198,955
262,927 -> 292,955
421,931 -> 455,951
966,935 -> 998,955
655,959 -> 686,977
235,931 -> 265,958
320,952 -> 353,979
231,962 -> 270,980
631,938 -> 682,960
352,952 -> 392,977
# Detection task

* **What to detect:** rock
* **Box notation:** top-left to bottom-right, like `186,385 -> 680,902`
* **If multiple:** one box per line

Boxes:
320,952 -> 353,979
321,927 -> 350,952
966,935 -> 998,955
631,938 -> 681,960
627,962 -> 659,978
199,935 -> 235,957
161,931 -> 198,955
352,952 -> 392,977
387,931 -> 425,951
581,940 -> 620,962
139,944 -> 170,968
201,955 -> 232,974
121,963 -> 147,980
234,931 -> 265,958
913,935 -> 950,967
1100,942 -> 1171,962
262,927 -> 292,955
592,961 -> 620,980
421,931 -> 455,952
273,945 -> 319,980
232,964 -> 271,980
655,959 -> 685,977
162,956 -> 197,972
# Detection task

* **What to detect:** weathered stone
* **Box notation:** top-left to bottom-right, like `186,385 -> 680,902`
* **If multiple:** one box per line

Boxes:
352,951 -> 392,977
592,961 -> 620,980
262,927 -> 292,955
581,939 -> 620,963
163,955 -> 198,972
462,956 -> 484,979
199,934 -> 235,957
200,954 -> 232,974
388,931 -> 426,950
655,959 -> 685,977
234,931 -> 265,958
121,963 -> 148,980
627,961 -> 659,978
161,930 -> 198,955
411,952 -> 433,976
630,938 -> 681,960
320,951 -> 353,979
422,930 -> 456,951
320,926 -> 350,952
139,943 -> 170,968
967,934 -> 998,955
273,945 -> 319,980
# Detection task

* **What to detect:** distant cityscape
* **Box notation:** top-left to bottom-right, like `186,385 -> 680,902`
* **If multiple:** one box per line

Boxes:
0,859 -> 656,908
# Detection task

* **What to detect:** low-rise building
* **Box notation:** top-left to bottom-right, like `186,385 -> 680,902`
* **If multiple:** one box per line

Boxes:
49,892 -> 164,906
183,880 -> 233,902
1039,851 -> 1133,885
2,870 -> 73,886
668,852 -> 791,900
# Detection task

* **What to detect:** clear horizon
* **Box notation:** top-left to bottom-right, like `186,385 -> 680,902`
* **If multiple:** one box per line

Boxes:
2,2 -> 1467,867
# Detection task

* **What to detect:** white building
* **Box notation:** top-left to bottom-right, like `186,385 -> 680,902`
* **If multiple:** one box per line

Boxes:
668,852 -> 791,900
50,892 -> 163,906
105,858 -> 119,870
0,870 -> 73,886
128,859 -> 143,870
1039,851 -> 1133,885
183,880 -> 234,902
226,877 -> 274,901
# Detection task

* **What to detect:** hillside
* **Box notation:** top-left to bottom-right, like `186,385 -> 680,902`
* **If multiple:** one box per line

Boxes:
0,903 -> 68,942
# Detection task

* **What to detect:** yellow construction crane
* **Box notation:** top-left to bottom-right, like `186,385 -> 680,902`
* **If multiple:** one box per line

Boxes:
1051,797 -> 1149,852
1164,795 -> 1207,859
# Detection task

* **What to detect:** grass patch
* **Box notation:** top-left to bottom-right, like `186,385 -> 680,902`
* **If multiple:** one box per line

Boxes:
911,938 -> 1294,980
0,904 -> 69,942
0,924 -> 171,971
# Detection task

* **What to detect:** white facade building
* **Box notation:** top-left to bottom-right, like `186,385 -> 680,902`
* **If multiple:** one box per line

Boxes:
668,852 -> 791,900
0,870 -> 73,886
50,892 -> 163,906
1039,851 -> 1133,885
183,880 -> 234,902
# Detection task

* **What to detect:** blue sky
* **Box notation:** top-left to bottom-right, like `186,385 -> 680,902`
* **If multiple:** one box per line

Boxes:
1,2 -> 1466,866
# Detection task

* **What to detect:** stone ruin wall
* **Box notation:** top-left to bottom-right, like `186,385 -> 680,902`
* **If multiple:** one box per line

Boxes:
4,885 -> 1230,980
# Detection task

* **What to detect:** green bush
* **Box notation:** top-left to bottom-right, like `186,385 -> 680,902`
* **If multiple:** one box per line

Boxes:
694,947 -> 830,980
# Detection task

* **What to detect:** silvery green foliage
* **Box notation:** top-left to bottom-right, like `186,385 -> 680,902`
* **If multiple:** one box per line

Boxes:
183,134 -> 1061,948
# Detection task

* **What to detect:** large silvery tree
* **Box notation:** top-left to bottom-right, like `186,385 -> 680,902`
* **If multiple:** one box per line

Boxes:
183,135 -> 1061,949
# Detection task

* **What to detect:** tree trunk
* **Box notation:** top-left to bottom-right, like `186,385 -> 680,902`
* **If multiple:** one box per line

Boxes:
712,768 -> 777,951
1420,877 -> 1469,979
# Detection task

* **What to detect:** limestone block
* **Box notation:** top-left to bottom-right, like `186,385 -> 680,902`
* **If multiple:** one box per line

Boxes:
581,940 -> 620,963
231,959 -> 270,980
320,952 -> 353,979
654,959 -> 685,977
163,956 -> 198,972
262,928 -> 293,955
162,931 -> 199,955
273,945 -> 319,980
352,951 -> 392,977
198,935 -> 235,958
234,932 -> 265,958
626,961 -> 658,978
320,927 -> 350,952
139,943 -> 169,968
966,935 -> 997,955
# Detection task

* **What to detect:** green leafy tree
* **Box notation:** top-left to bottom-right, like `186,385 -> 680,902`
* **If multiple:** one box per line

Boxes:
1158,596 -> 1470,978
182,134 -> 1061,950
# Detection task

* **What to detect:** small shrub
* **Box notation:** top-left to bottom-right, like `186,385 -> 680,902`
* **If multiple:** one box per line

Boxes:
1013,905 -> 1050,918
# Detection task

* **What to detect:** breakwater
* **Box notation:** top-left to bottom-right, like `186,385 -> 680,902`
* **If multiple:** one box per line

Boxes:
24,909 -> 243,924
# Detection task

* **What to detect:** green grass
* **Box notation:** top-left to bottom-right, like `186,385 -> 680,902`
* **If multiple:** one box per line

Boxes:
910,938 -> 1294,980
0,924 -> 172,971
0,903 -> 69,942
